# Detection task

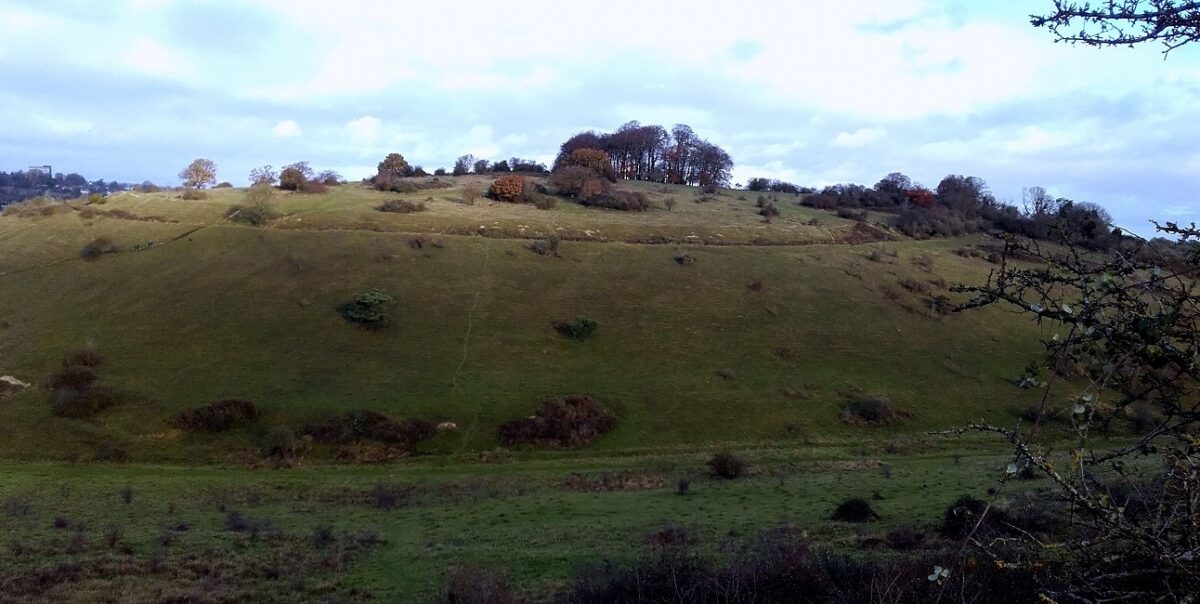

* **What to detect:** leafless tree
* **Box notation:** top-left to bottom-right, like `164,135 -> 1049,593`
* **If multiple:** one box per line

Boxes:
1032,1 -> 1200,54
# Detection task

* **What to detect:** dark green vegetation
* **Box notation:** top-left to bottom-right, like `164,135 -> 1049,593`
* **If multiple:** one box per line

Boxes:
0,179 -> 1104,601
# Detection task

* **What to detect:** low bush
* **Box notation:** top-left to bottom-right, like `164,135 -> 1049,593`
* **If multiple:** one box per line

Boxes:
832,497 -> 881,522
442,565 -> 516,604
532,194 -> 558,210
51,384 -> 118,418
225,200 -> 279,226
580,190 -> 650,211
258,426 -> 307,463
301,410 -> 435,447
62,348 -> 103,368
674,254 -> 695,266
378,199 -> 427,214
173,399 -> 259,432
214,182 -> 233,189
339,288 -> 395,328
885,525 -> 925,550
840,395 -> 907,425
498,395 -> 616,448
530,237 -> 560,257
80,237 -> 119,260
562,530 -> 1041,603
706,449 -> 747,479
180,188 -> 208,200
299,180 -> 327,195
552,317 -> 598,340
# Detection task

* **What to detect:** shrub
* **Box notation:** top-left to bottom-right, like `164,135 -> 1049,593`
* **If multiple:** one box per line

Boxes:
299,180 -> 327,194
884,525 -> 925,550
279,162 -> 313,191
552,317 -> 598,340
674,254 -> 695,266
378,199 -> 427,214
339,288 -> 395,328
561,148 -> 616,181
443,565 -> 516,604
759,202 -> 781,219
173,399 -> 259,432
548,166 -> 604,198
461,183 -> 483,205
581,190 -> 649,211
47,365 -> 97,390
180,188 -> 208,201
707,449 -> 747,479
664,197 -> 677,211
530,237 -> 560,257
214,182 -> 233,189
51,384 -> 118,418
226,200 -> 279,226
80,237 -> 119,260
498,395 -> 616,448
301,410 -> 435,447
62,348 -> 102,368
832,497 -> 881,522
488,175 -> 527,202
258,426 -> 305,462
532,194 -> 558,210
940,494 -> 995,539
840,395 -> 906,425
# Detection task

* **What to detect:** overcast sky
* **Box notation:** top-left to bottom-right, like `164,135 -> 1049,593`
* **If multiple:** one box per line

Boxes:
1,0 -> 1197,233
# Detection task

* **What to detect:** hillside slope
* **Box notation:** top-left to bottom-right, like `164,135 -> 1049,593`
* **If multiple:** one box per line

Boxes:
0,181 -> 1047,462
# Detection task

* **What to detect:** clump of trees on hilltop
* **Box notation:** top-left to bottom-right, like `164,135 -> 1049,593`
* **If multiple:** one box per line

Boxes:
786,171 -> 1121,251
553,121 -> 733,188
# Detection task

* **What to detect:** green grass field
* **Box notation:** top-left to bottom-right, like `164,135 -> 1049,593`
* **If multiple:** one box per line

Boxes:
0,179 -> 1080,601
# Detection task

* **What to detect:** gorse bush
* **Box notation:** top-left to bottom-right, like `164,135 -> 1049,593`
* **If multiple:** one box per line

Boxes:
173,399 -> 259,432
226,200 -> 279,226
706,449 -> 747,479
339,288 -> 395,328
530,237 -> 560,257
80,237 -> 119,260
831,497 -> 881,522
63,347 -> 103,368
301,410 -> 435,447
377,199 -> 427,214
498,395 -> 616,448
840,395 -> 907,425
552,317 -> 598,340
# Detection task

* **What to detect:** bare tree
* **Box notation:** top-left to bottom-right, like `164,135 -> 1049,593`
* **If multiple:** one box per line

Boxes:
248,165 -> 277,187
1032,1 -> 1200,53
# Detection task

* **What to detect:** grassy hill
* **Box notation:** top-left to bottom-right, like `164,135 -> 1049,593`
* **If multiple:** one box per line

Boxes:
0,177 -> 1095,601
0,178 -> 1047,463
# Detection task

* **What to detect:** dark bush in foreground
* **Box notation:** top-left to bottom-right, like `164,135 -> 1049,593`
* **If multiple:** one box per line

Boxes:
378,199 -> 427,214
80,237 -> 119,260
302,410 -> 435,447
832,498 -> 881,522
442,565 -> 516,604
173,399 -> 259,432
939,494 -> 993,539
840,395 -> 907,425
553,317 -> 598,340
561,530 -> 1042,604
499,395 -> 616,448
706,450 -> 747,479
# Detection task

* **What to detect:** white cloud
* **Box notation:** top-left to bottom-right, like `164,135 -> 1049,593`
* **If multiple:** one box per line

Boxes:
345,116 -> 381,144
273,120 -> 301,138
125,37 -> 192,79
834,127 -> 887,148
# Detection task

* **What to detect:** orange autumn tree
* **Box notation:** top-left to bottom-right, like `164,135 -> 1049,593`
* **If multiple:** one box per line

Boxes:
488,175 -> 527,202
562,148 -> 616,182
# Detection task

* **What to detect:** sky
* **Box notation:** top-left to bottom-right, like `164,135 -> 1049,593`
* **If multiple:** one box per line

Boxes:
1,0 -> 1197,234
